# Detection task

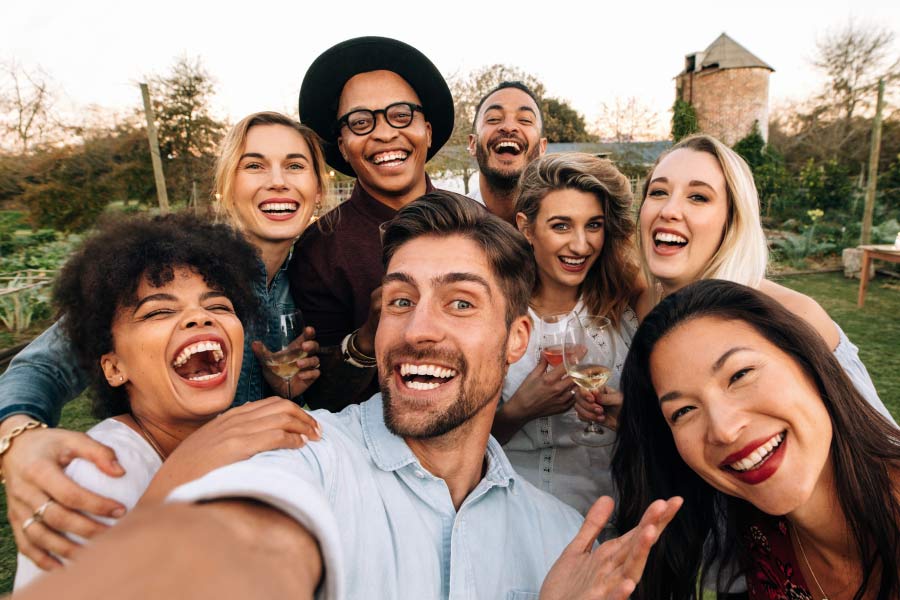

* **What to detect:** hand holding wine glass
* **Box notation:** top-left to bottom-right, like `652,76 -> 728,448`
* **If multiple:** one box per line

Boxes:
252,310 -> 320,400
563,314 -> 616,447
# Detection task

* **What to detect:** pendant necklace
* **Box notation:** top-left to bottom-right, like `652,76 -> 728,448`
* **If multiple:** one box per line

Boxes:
131,413 -> 168,461
791,525 -> 829,600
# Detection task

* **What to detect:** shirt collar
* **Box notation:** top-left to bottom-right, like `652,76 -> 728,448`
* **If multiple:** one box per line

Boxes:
360,394 -> 516,489
349,175 -> 437,223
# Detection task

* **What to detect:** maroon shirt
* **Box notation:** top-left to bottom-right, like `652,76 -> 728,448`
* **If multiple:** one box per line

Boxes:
289,177 -> 436,347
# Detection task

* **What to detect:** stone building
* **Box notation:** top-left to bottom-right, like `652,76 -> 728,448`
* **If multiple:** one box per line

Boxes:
676,33 -> 774,145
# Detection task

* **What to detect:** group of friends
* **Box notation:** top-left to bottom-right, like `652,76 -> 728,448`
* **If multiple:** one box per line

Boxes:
0,35 -> 898,599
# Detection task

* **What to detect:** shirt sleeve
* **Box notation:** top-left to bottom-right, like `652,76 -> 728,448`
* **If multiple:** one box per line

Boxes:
833,324 -> 897,427
290,230 -> 354,347
0,320 -> 89,425
166,450 -> 345,600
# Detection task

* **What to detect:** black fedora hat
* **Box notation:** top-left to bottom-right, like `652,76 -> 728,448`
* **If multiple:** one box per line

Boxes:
299,36 -> 454,176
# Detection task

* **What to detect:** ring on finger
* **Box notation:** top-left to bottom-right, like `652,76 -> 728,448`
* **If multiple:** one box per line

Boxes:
22,515 -> 37,532
33,499 -> 54,521
570,388 -> 576,396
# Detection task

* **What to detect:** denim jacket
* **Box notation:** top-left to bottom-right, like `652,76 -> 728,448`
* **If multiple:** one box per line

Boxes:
0,257 -> 293,426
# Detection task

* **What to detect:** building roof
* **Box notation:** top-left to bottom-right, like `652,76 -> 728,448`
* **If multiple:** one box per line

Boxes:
684,33 -> 774,73
547,141 -> 672,166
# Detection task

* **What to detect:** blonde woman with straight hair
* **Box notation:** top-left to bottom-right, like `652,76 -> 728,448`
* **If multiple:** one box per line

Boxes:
493,153 -> 647,515
636,133 -> 894,424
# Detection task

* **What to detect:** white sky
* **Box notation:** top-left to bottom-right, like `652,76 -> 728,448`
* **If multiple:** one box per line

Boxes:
2,0 -> 898,137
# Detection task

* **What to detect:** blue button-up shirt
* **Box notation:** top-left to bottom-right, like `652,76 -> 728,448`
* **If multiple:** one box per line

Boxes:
168,394 -> 584,599
0,257 -> 292,425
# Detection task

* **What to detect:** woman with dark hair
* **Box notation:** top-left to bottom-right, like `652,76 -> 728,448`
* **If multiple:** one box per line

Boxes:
613,279 -> 900,600
0,112 -> 328,570
14,213 -> 320,589
492,153 -> 647,514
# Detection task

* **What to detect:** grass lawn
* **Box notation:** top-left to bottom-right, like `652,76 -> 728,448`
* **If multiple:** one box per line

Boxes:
0,272 -> 896,592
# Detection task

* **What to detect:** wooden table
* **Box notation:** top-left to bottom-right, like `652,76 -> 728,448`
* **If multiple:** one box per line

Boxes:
857,244 -> 900,307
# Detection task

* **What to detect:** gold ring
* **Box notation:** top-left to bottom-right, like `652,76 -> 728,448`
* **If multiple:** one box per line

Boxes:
22,516 -> 37,532
33,499 -> 54,522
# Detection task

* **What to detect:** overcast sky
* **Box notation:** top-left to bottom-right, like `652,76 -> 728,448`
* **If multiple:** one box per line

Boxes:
2,0 -> 898,137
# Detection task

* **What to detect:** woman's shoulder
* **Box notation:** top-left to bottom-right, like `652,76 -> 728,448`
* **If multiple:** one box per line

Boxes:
759,280 -> 839,349
64,418 -> 162,511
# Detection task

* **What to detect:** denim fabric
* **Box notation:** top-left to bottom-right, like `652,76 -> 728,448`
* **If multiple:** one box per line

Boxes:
0,257 -> 290,425
168,394 -> 584,599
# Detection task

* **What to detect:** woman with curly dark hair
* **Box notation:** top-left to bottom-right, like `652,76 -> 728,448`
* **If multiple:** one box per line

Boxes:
13,213 -> 320,589
0,112 -> 329,572
613,279 -> 900,600
491,153 -> 648,515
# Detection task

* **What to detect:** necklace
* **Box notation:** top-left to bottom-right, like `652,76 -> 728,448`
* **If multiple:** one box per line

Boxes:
791,525 -> 829,600
131,413 -> 168,461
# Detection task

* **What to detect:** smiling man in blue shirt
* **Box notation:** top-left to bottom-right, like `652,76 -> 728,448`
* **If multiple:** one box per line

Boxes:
16,192 -> 681,600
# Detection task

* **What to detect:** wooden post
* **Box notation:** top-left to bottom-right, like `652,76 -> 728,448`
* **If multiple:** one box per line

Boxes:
140,83 -> 170,214
860,78 -> 885,245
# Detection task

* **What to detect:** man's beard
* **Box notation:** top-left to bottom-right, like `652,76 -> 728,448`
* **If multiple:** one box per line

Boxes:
475,136 -> 542,193
380,342 -> 507,439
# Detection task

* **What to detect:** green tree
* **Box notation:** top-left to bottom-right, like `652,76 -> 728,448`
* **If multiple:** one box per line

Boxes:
732,121 -> 766,169
541,97 -> 596,143
19,124 -> 153,231
671,99 -> 699,141
150,56 -> 226,210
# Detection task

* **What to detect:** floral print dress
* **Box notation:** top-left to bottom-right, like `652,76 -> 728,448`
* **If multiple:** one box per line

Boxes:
743,514 -> 814,600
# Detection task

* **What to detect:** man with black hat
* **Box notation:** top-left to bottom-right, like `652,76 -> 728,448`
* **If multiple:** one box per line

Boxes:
289,36 -> 455,410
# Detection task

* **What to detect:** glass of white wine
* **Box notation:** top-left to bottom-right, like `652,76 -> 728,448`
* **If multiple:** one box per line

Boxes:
261,310 -> 307,400
562,314 -> 616,447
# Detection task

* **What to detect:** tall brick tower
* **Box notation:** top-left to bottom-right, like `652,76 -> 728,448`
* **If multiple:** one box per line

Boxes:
676,33 -> 774,145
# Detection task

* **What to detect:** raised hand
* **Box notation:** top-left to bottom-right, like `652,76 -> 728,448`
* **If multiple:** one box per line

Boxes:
540,495 -> 683,600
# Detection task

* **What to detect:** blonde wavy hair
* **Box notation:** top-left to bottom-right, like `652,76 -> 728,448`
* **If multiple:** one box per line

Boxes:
638,134 -> 768,304
213,112 -> 330,227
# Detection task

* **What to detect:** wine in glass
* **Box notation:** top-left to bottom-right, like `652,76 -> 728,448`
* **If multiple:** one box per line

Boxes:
537,312 -> 574,367
261,310 -> 307,399
562,314 -> 616,447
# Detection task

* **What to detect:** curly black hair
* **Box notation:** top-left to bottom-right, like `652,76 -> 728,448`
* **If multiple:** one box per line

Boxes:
53,212 -> 262,418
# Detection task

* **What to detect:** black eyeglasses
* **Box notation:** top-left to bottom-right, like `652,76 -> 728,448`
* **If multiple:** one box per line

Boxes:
337,102 -> 425,136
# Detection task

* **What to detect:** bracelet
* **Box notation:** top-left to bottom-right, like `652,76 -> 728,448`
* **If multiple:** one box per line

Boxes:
341,329 -> 377,369
0,420 -> 47,484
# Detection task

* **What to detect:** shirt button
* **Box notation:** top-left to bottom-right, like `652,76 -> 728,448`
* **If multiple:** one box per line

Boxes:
415,470 -> 425,479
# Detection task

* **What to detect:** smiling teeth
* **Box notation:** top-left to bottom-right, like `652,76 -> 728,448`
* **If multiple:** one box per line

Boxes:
373,151 -> 409,164
495,141 -> 521,151
729,432 -> 785,472
261,202 -> 298,212
560,256 -> 587,265
399,363 -> 457,378
188,373 -> 220,382
654,232 -> 688,244
172,341 -> 224,368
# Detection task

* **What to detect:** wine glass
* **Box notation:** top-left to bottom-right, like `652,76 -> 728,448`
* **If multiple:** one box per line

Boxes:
536,312 -> 574,366
260,310 -> 307,399
562,314 -> 616,447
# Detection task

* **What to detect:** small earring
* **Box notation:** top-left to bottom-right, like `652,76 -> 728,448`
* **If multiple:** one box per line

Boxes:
119,376 -> 124,382
314,199 -> 322,218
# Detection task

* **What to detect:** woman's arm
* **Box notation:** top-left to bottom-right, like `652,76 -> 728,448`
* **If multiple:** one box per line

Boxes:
1,322 -> 126,569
